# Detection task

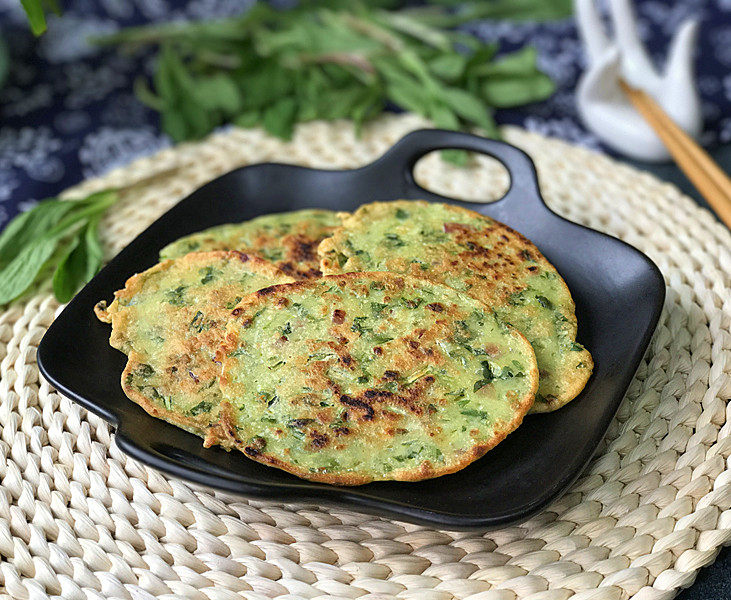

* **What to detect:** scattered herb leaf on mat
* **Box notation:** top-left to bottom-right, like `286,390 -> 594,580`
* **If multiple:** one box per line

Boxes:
0,190 -> 118,305
52,215 -> 105,303
94,1 -> 562,160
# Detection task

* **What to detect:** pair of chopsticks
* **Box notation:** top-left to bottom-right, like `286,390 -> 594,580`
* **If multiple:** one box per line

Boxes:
619,80 -> 731,229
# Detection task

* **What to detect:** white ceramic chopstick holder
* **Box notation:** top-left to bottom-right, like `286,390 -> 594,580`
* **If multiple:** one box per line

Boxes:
575,0 -> 702,162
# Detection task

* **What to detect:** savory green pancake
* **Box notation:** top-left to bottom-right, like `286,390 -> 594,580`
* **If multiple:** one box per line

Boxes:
219,272 -> 538,485
159,209 -> 342,279
318,201 -> 592,412
95,251 -> 294,445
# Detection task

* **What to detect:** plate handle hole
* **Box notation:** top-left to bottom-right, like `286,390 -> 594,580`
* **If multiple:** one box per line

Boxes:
413,151 -> 510,203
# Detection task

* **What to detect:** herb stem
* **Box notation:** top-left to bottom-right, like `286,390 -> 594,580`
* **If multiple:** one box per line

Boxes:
339,13 -> 404,53
297,52 -> 376,75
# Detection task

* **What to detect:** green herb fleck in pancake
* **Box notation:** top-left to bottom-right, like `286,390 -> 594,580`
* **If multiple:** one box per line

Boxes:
219,272 -> 538,485
159,209 -> 342,279
95,251 -> 294,444
318,201 -> 592,412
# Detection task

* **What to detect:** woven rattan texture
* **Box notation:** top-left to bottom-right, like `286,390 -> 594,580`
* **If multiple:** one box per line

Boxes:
1,114 -> 729,600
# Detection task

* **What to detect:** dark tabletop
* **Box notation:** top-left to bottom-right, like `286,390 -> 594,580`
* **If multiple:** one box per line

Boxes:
0,1 -> 728,597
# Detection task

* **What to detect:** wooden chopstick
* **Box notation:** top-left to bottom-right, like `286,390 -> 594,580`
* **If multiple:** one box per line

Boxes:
619,79 -> 731,229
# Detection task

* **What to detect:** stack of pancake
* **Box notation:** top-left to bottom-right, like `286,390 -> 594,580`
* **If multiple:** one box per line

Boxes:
96,201 -> 592,484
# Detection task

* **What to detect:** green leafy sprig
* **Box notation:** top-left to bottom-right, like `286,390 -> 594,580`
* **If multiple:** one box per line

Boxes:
20,1 -> 572,36
0,190 -> 117,304
95,1 -> 559,158
20,0 -> 61,36
402,0 -> 573,25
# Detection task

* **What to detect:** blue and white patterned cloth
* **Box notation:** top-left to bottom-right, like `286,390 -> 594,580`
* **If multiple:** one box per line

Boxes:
0,0 -> 729,228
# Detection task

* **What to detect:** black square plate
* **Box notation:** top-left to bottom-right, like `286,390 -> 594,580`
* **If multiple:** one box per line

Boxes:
38,130 -> 665,530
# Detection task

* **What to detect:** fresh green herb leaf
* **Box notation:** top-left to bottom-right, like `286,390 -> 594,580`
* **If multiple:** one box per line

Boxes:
0,200 -> 75,270
0,190 -> 118,305
0,238 -> 59,304
475,46 -> 540,78
47,190 -> 118,237
234,110 -> 261,128
482,73 -> 555,107
413,0 -> 572,27
94,3 -> 559,155
52,215 -> 104,303
20,0 -> 61,36
196,73 -> 243,113
428,53 -> 467,82
263,97 -> 298,140
476,47 -> 555,107
161,110 -> 189,143
442,87 -> 494,130
441,149 -> 469,167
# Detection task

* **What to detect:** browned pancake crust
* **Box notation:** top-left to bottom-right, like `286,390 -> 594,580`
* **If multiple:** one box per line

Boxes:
319,201 -> 593,411
158,209 -> 343,279
218,271 -> 538,485
95,251 -> 294,444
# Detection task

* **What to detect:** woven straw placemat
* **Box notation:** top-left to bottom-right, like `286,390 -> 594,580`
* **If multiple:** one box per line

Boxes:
1,113 -> 729,600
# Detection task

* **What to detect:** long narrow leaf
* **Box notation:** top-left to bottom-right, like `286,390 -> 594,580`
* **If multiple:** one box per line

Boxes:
374,10 -> 451,51
0,190 -> 118,306
402,0 -> 572,27
0,238 -> 59,304
52,235 -> 82,303
442,87 -> 494,130
20,0 -> 48,35
0,200 -> 74,269
47,190 -> 118,237
52,216 -> 104,303
84,216 -> 105,277
472,47 -> 540,78
482,74 -> 555,107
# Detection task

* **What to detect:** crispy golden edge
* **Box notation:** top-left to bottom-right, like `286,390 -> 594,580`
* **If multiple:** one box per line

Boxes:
97,250 -> 294,452
95,219 -> 579,479
161,210 -> 345,280
530,348 -> 594,413
318,200 -> 593,412
94,250 -> 286,326
121,352 -> 236,449
220,271 -> 539,485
